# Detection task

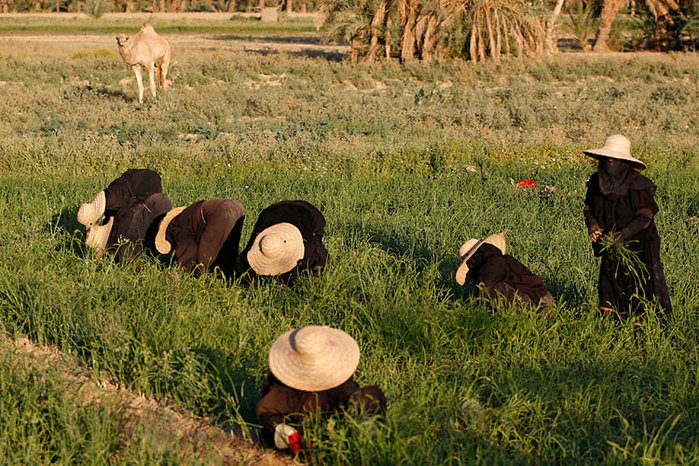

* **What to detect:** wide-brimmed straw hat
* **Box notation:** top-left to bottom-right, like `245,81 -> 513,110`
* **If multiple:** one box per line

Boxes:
455,231 -> 507,285
583,134 -> 646,170
247,223 -> 304,276
85,216 -> 114,258
269,326 -> 360,392
77,191 -> 106,227
154,206 -> 186,254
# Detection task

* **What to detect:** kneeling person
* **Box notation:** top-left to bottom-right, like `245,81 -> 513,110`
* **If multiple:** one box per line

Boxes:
257,326 -> 386,453
154,199 -> 245,277
456,232 -> 555,313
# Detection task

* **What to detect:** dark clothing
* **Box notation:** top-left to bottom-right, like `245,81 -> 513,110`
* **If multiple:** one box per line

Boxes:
164,199 -> 245,276
256,374 -> 386,448
238,200 -> 328,282
584,170 -> 671,316
108,193 -> 172,261
102,169 -> 170,262
103,169 -> 163,216
465,243 -> 555,312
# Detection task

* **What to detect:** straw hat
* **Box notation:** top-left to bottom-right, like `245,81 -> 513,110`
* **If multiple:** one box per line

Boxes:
77,191 -> 106,227
583,134 -> 646,170
269,326 -> 360,392
154,206 -> 186,254
455,231 -> 507,285
85,216 -> 114,258
247,223 -> 304,276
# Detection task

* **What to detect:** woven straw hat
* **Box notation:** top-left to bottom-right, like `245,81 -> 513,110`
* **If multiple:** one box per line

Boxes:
77,191 -> 106,227
85,216 -> 114,258
455,231 -> 507,285
247,223 -> 304,276
269,326 -> 360,392
583,134 -> 646,170
154,206 -> 186,254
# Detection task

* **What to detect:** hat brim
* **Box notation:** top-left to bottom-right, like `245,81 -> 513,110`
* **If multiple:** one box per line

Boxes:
247,223 -> 304,276
154,206 -> 186,254
583,149 -> 646,170
269,326 -> 360,392
455,239 -> 482,285
455,232 -> 507,286
85,216 -> 114,257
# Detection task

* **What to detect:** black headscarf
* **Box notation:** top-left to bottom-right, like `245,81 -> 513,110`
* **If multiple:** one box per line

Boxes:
598,159 -> 633,198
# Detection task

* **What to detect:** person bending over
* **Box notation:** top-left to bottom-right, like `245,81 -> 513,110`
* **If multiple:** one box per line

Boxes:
256,326 -> 386,454
77,168 -> 171,261
455,232 -> 555,314
154,199 -> 245,277
238,200 -> 328,283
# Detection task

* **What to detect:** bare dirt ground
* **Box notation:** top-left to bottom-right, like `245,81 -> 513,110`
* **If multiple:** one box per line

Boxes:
1,334 -> 296,465
0,33 -> 349,56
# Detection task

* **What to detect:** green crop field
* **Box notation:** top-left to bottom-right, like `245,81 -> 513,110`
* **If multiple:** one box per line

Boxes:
0,17 -> 697,464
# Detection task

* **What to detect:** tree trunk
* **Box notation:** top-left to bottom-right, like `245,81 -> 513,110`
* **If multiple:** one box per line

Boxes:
258,0 -> 265,9
300,2 -> 306,12
421,14 -> 440,62
545,0 -> 565,53
400,0 -> 420,62
285,0 -> 291,12
385,14 -> 392,58
365,0 -> 387,62
350,37 -> 362,63
593,0 -> 624,52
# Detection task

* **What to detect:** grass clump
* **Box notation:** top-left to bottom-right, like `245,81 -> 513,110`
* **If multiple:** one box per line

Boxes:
597,231 -> 649,290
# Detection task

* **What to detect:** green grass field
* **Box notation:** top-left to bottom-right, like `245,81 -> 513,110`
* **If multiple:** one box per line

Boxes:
0,18 -> 698,463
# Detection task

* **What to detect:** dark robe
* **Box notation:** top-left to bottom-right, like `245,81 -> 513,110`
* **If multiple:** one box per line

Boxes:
238,200 -> 328,282
164,199 -> 245,277
103,169 -> 163,217
256,374 -> 386,449
101,169 -> 171,262
584,167 -> 671,317
465,243 -> 555,312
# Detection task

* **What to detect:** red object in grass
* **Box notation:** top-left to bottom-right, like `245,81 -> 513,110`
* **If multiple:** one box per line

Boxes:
288,432 -> 303,454
518,179 -> 539,188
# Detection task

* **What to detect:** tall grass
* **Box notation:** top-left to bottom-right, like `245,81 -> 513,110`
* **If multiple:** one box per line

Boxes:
0,36 -> 697,463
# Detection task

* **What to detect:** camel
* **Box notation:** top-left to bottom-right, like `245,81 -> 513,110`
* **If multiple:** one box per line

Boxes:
116,23 -> 171,103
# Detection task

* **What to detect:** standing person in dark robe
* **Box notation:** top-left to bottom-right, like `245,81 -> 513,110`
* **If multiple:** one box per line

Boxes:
455,232 -> 555,314
256,326 -> 386,454
154,199 -> 245,277
583,134 -> 671,318
77,168 -> 171,261
237,200 -> 328,283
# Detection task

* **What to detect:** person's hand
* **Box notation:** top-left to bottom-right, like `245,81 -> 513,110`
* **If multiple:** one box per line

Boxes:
274,423 -> 303,453
589,229 -> 603,243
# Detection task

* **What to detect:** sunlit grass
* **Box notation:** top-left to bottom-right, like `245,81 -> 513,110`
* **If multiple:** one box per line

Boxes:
0,30 -> 697,463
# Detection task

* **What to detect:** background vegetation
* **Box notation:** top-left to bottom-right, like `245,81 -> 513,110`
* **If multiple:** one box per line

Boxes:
0,21 -> 697,463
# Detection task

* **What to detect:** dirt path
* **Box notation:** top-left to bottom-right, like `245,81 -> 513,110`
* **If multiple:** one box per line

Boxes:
1,334 -> 295,465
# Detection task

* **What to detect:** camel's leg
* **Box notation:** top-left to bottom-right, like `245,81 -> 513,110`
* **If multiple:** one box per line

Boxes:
132,65 -> 144,103
159,58 -> 170,91
147,64 -> 157,98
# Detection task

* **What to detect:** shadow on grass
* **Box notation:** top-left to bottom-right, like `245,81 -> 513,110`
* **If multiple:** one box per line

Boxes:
490,357 -> 698,452
51,206 -> 87,258
210,34 -> 326,45
241,47 -> 346,62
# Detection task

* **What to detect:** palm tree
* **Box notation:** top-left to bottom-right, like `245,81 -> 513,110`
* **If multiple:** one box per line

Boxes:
593,0 -> 684,51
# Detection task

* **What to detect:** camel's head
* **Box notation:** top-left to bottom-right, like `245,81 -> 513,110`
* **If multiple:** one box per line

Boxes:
116,34 -> 130,47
